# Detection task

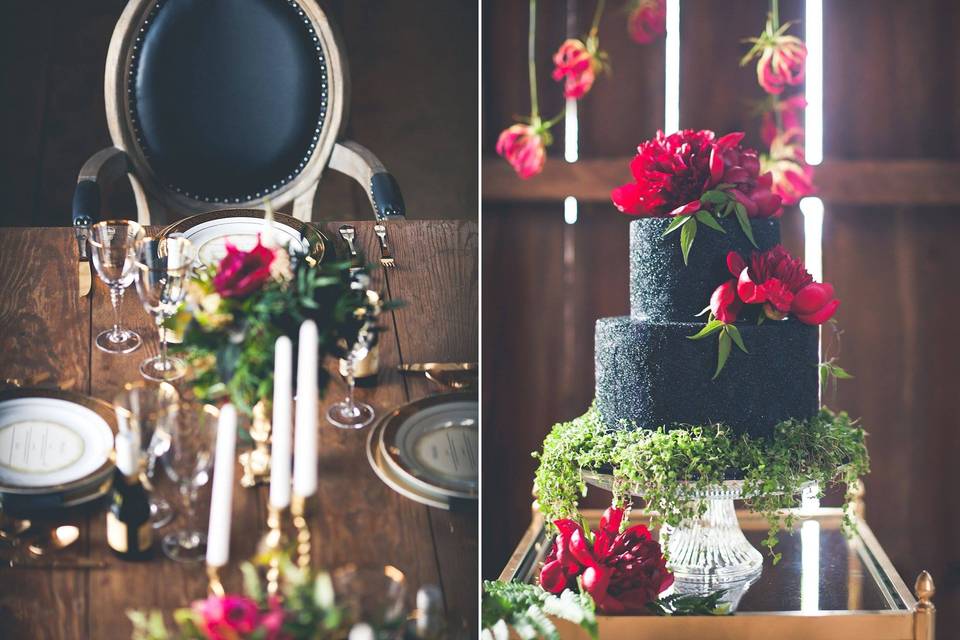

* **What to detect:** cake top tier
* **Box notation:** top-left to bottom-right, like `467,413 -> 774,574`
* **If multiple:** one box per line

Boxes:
630,216 -> 780,321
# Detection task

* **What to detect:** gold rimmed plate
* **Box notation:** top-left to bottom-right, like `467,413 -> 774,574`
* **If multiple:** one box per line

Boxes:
0,388 -> 118,512
377,392 -> 478,499
159,208 -> 327,265
366,419 -> 453,511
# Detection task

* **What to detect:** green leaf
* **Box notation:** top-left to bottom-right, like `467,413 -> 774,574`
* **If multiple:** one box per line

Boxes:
713,331 -> 732,380
820,363 -> 829,389
832,365 -> 854,379
695,211 -> 726,233
733,203 -> 758,248
700,190 -> 729,205
757,313 -> 766,325
725,324 -> 749,353
662,215 -> 691,237
687,319 -> 724,340
679,218 -> 697,265
715,182 -> 735,190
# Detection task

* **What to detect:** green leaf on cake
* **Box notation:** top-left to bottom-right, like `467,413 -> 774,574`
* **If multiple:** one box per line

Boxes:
687,319 -> 724,340
733,203 -> 758,248
695,210 -> 725,233
679,217 -> 697,265
725,324 -> 749,353
662,215 -> 691,237
700,190 -> 728,206
713,330 -> 732,379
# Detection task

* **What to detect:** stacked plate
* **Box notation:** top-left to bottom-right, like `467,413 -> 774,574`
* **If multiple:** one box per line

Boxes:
366,393 -> 478,510
159,208 -> 327,265
0,389 -> 117,513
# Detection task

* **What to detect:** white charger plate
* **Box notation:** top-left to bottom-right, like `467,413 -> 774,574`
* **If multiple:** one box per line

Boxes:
366,418 -> 451,511
0,396 -> 114,490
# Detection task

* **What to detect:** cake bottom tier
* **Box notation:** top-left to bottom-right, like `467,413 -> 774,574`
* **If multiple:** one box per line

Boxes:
595,316 -> 819,438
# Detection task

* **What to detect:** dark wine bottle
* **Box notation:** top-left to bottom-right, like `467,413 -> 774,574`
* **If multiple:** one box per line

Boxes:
106,431 -> 153,560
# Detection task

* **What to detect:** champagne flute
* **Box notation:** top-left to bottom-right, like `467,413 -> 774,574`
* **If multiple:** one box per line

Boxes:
113,381 -> 179,528
159,402 -> 219,563
134,235 -> 195,381
327,323 -> 376,429
89,220 -> 145,354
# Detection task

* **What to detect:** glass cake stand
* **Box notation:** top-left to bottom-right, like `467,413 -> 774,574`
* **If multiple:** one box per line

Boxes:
580,470 -> 817,607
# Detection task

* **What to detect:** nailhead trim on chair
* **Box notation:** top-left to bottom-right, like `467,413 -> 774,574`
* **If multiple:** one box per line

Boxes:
126,0 -> 330,204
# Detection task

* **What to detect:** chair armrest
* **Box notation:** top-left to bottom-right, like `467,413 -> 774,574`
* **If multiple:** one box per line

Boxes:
72,147 -> 130,258
329,141 -> 406,219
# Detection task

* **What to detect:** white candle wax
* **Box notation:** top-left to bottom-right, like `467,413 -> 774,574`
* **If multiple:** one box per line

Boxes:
206,404 -> 237,568
293,320 -> 318,498
269,335 -> 293,509
262,201 -> 276,248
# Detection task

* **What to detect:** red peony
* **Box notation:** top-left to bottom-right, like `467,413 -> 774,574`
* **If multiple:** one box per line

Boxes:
761,95 -> 806,146
762,128 -> 815,206
193,595 -> 263,640
213,239 -> 276,299
611,129 -> 782,219
496,124 -> 548,180
710,279 -> 741,324
552,39 -> 601,99
742,19 -> 807,95
540,507 -> 674,614
726,246 -> 838,324
627,0 -> 666,45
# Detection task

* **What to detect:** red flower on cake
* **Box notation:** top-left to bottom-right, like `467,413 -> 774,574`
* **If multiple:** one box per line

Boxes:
726,246 -> 839,324
611,129 -> 782,219
213,240 -> 276,299
627,0 -> 666,45
710,279 -> 742,324
496,124 -> 548,179
540,507 -> 674,614
742,18 -> 807,95
552,39 -> 604,99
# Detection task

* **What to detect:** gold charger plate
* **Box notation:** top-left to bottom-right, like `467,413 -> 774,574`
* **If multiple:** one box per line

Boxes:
0,388 -> 118,512
378,392 -> 478,499
366,418 -> 453,511
158,208 -> 328,265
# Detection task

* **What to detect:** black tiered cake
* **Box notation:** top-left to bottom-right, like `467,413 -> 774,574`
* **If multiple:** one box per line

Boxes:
594,215 -> 818,438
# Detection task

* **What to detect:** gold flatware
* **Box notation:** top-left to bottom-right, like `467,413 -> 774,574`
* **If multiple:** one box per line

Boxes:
398,362 -> 477,373
78,261 -> 92,297
27,525 -> 80,557
74,218 -> 92,297
424,369 -> 475,390
8,558 -> 108,570
339,224 -> 359,258
374,223 -> 395,268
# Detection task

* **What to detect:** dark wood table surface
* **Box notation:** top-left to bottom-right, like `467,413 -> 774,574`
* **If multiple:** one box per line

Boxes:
0,219 -> 478,639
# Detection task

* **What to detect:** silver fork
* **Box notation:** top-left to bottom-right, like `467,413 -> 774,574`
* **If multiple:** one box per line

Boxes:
374,223 -> 395,268
338,224 -> 358,259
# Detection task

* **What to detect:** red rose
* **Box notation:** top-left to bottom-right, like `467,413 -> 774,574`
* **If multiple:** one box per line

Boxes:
212,239 -> 276,298
552,39 -> 601,100
539,507 -> 673,614
611,129 -> 782,219
496,124 -> 548,180
627,0 -> 666,45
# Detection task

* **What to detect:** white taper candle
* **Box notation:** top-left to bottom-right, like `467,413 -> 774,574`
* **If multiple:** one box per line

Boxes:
206,404 -> 237,568
270,335 -> 294,509
293,320 -> 318,497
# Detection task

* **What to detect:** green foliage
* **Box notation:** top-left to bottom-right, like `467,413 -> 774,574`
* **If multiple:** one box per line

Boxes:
687,316 -> 749,379
482,581 -> 597,640
647,590 -> 731,616
533,406 -> 870,561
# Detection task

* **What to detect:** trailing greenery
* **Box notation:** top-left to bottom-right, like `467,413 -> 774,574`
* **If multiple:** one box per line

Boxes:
481,581 -> 597,640
647,590 -> 730,616
533,406 -> 869,562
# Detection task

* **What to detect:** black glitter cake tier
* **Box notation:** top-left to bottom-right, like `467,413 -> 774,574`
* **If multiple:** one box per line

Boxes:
630,216 -> 780,322
595,316 -> 818,438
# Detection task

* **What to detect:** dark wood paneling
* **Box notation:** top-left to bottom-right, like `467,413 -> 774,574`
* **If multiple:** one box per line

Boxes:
0,1 -> 477,226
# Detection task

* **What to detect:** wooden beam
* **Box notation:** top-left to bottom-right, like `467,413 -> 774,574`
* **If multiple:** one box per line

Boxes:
482,157 -> 960,207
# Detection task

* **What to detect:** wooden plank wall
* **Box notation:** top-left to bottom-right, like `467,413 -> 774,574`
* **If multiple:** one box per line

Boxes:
482,0 -> 960,636
0,0 -> 478,226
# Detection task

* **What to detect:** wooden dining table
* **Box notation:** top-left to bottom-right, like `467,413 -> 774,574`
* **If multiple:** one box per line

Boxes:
0,219 -> 478,639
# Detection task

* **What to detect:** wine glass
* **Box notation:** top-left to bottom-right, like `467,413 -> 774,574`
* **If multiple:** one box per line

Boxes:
89,220 -> 145,353
159,402 -> 219,562
135,235 -> 195,381
113,381 -> 179,528
327,323 -> 376,429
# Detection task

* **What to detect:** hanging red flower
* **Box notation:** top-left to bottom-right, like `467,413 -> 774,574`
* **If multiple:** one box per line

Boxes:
552,39 -> 605,100
741,18 -> 807,95
496,123 -> 549,180
540,507 -> 674,613
627,0 -> 666,45
761,128 -> 815,206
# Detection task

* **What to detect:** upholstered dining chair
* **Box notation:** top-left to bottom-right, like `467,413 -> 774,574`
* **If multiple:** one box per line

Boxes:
71,0 -> 405,239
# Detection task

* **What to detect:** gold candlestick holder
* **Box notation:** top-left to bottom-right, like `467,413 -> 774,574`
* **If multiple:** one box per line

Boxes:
290,494 -> 312,570
239,400 -> 272,488
206,564 -> 225,597
257,505 -> 286,596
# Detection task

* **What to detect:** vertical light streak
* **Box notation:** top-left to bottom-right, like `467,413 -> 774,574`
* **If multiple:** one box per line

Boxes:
664,0 -> 680,133
801,519 -> 822,612
800,197 -> 824,283
804,0 -> 823,165
564,196 -> 579,224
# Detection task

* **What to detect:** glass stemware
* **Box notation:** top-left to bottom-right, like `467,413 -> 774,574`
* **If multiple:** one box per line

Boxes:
113,381 -> 179,528
89,220 -> 145,354
159,402 -> 218,563
327,323 -> 376,429
135,235 -> 195,381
